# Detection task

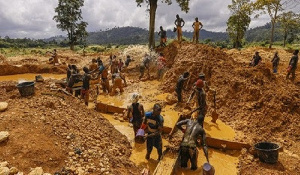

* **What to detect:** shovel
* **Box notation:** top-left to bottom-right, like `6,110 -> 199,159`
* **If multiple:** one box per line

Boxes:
211,91 -> 218,123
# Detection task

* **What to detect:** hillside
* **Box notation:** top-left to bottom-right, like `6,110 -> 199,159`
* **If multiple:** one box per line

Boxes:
87,26 -> 228,45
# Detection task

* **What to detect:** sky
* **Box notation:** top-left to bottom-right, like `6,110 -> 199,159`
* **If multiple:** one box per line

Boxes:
0,0 -> 299,39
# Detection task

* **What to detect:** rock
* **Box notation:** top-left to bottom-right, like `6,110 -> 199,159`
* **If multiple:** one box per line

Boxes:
42,173 -> 51,175
166,94 -> 177,105
0,162 -> 8,168
0,102 -> 8,112
28,167 -> 43,175
0,167 -> 9,175
0,132 -> 9,143
9,167 -> 18,175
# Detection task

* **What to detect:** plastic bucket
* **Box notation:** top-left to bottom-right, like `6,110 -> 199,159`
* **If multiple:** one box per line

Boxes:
254,142 -> 280,164
16,81 -> 35,97
203,163 -> 215,175
135,129 -> 145,144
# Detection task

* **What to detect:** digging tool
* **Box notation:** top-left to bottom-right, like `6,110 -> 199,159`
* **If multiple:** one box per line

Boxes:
186,90 -> 195,104
211,90 -> 219,123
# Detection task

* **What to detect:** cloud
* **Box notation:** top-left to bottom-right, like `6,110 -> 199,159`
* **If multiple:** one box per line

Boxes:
0,0 -> 298,39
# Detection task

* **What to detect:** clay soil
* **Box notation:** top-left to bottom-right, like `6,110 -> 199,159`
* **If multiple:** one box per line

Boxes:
0,81 -> 140,174
0,43 -> 299,174
160,41 -> 299,174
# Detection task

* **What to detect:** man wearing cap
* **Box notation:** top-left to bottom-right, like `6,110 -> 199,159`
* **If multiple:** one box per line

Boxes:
286,50 -> 299,82
141,103 -> 164,161
127,94 -> 145,136
174,14 -> 185,42
176,115 -> 209,170
188,79 -> 206,127
176,72 -> 190,103
251,51 -> 262,67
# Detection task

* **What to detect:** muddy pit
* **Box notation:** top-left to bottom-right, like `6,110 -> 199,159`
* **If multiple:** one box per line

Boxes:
0,41 -> 299,174
95,80 -> 241,175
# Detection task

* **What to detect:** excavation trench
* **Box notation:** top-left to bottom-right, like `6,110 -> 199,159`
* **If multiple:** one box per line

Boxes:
95,80 -> 241,175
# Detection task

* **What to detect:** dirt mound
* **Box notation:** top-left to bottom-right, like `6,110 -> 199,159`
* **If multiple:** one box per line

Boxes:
0,64 -> 67,76
0,80 -> 140,174
0,54 -> 5,63
161,41 -> 300,174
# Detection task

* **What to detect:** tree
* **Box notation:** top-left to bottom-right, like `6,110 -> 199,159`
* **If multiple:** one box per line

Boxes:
254,0 -> 285,48
136,0 -> 190,48
227,0 -> 252,48
278,11 -> 300,47
53,0 -> 88,50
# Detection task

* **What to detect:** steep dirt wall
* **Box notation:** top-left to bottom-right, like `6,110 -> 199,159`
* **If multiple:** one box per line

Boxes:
0,64 -> 67,76
160,41 -> 300,174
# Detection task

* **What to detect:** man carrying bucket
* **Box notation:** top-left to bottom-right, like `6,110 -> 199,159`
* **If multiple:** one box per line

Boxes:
176,115 -> 209,170
127,93 -> 145,137
141,103 -> 164,161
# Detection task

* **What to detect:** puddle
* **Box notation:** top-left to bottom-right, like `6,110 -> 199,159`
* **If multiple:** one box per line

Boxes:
176,148 -> 239,175
204,116 -> 235,140
0,73 -> 65,82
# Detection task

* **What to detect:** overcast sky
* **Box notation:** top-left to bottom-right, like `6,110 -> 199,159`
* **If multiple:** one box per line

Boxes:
0,0 -> 299,39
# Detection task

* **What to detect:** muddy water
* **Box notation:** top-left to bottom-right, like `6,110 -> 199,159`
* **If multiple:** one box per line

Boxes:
176,148 -> 239,175
97,80 -> 239,175
0,73 -> 65,82
101,113 -> 169,174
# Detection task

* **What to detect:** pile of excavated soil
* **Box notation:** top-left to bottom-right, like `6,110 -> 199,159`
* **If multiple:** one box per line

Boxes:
160,41 -> 300,174
0,54 -> 5,63
0,81 -> 140,175
0,64 -> 67,76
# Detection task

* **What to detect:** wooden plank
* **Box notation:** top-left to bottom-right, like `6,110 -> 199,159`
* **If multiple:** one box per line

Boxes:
206,136 -> 251,150
153,150 -> 178,175
107,105 -> 126,114
95,102 -> 108,113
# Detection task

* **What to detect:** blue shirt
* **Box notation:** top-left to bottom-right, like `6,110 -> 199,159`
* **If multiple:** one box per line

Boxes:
145,112 -> 164,133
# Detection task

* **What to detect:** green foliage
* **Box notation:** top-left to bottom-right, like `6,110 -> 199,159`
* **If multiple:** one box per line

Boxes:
253,0 -> 284,48
278,11 -> 300,46
135,0 -> 190,48
227,0 -> 252,48
53,0 -> 88,50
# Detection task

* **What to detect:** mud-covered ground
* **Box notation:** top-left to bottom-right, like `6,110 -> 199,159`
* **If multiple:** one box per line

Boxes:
0,43 -> 299,174
160,41 -> 299,174
0,81 -> 140,174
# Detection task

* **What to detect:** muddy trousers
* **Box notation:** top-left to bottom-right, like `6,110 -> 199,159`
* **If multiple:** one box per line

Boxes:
81,89 -> 89,105
193,30 -> 200,43
272,66 -> 278,73
146,134 -> 162,158
180,146 -> 198,170
101,78 -> 110,93
177,26 -> 182,42
176,88 -> 182,102
160,38 -> 166,47
286,68 -> 296,81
